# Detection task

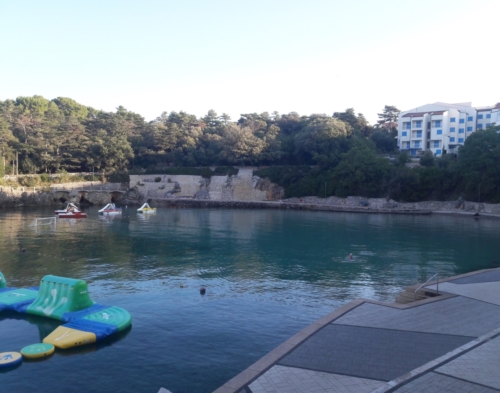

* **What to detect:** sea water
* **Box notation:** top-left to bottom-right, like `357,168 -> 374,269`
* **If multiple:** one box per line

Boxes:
1,207 -> 499,392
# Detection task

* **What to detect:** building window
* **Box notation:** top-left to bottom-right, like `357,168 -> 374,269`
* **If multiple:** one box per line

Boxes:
467,126 -> 473,131
486,123 -> 491,128
402,131 -> 407,136
405,142 -> 410,148
415,120 -> 422,128
478,124 -> 483,129
468,116 -> 473,121
415,141 -> 420,148
450,117 -> 456,122
437,129 -> 442,135
416,131 -> 422,138
459,119 -> 465,124
433,141 -> 439,148
486,114 -> 491,119
450,137 -> 455,142
478,114 -> 483,119
458,138 -> 464,143
450,127 -> 455,132
436,149 -> 442,155
459,128 -> 465,133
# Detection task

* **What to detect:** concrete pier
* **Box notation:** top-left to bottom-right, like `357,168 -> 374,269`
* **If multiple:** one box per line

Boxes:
214,268 -> 500,393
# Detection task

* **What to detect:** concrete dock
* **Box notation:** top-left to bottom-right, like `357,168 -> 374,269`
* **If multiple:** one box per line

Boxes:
214,268 -> 500,393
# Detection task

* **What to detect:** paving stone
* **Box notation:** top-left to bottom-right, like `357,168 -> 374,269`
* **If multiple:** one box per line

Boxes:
436,335 -> 500,390
248,365 -> 383,393
393,372 -> 500,393
448,270 -> 500,285
432,282 -> 500,306
333,296 -> 500,337
277,324 -> 472,382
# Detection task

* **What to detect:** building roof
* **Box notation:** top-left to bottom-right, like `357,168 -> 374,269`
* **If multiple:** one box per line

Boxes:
402,111 -> 445,118
475,103 -> 500,111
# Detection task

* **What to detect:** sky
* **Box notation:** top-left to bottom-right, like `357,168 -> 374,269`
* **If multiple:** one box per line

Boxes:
0,0 -> 499,124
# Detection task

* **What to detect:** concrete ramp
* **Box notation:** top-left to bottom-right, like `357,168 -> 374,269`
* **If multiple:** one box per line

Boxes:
208,176 -> 230,200
130,168 -> 282,202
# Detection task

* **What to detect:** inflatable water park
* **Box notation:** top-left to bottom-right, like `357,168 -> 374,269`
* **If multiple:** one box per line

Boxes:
0,271 -> 131,368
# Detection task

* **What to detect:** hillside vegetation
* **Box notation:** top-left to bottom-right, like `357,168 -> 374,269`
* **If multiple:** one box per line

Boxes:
1,96 -> 500,202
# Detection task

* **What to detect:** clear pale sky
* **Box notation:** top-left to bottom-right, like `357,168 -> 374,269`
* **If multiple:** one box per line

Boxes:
0,0 -> 498,123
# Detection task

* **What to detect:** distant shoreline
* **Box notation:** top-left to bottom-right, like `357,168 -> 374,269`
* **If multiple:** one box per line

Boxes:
2,186 -> 500,219
147,198 -> 500,219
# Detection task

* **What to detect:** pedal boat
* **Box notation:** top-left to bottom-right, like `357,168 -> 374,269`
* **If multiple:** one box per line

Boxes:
55,203 -> 79,215
137,203 -> 156,214
98,203 -> 122,215
57,204 -> 87,219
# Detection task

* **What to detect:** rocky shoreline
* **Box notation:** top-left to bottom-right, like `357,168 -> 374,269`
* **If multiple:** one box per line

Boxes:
0,182 -> 127,208
149,196 -> 500,218
2,182 -> 499,218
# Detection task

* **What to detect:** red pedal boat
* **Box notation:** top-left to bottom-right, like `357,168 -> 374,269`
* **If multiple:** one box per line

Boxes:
58,211 -> 87,219
56,203 -> 87,219
55,203 -> 78,215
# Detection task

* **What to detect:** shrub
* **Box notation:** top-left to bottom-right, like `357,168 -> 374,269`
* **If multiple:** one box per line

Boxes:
40,173 -> 51,183
19,176 -> 39,187
106,172 -> 130,183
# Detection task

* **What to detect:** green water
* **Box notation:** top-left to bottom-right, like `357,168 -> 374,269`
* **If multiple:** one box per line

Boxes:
0,207 -> 499,392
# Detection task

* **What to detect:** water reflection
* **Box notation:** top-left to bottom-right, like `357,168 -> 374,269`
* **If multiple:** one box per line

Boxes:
1,207 -> 500,392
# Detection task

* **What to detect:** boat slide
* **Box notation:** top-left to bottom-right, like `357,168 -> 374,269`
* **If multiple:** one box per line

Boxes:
137,203 -> 156,214
98,203 -> 122,215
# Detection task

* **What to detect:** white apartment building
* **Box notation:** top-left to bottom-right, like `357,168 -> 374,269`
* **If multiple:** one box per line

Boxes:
398,102 -> 500,156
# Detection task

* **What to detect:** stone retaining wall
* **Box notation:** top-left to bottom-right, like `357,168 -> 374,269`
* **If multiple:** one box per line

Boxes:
283,196 -> 500,215
129,169 -> 280,202
0,183 -> 126,207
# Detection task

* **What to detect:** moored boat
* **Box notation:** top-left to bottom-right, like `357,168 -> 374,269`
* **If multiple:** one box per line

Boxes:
56,203 -> 87,219
99,203 -> 122,215
137,203 -> 156,214
58,211 -> 87,219
55,203 -> 79,215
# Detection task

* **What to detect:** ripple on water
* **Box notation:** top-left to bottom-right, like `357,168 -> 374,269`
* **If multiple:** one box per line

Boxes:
1,207 -> 500,393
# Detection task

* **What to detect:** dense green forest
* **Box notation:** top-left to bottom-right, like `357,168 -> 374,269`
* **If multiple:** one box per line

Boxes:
1,96 -> 500,202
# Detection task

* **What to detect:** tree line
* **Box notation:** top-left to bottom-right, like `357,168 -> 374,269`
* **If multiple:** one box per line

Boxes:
1,95 -> 499,202
0,96 -> 398,174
